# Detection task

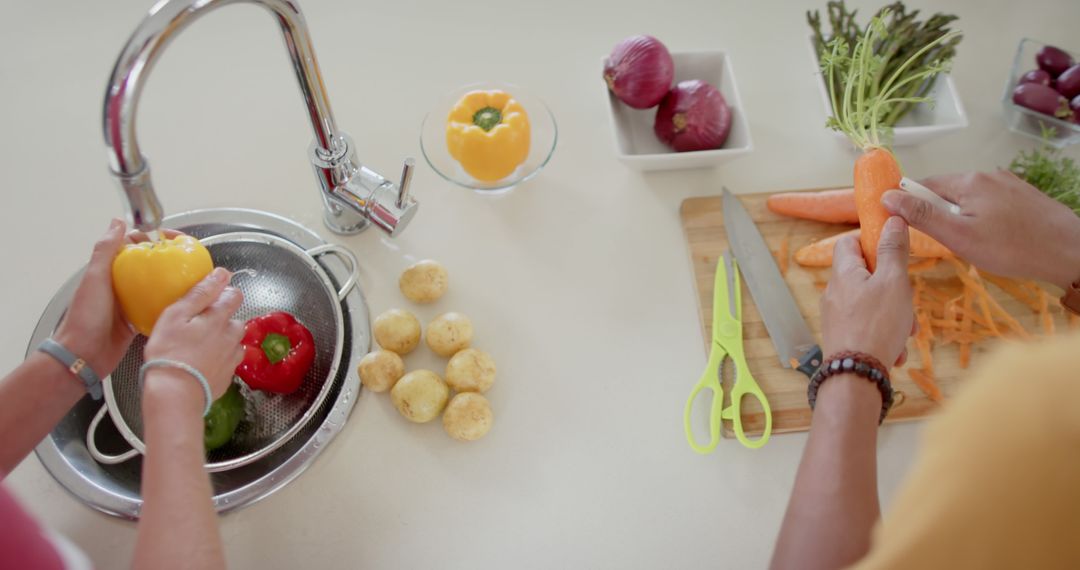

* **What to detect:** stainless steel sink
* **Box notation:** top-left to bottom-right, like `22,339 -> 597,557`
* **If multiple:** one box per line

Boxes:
27,208 -> 369,518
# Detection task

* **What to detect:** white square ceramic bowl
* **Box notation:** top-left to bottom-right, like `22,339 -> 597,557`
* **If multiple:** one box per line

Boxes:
604,50 -> 753,171
808,36 -> 968,147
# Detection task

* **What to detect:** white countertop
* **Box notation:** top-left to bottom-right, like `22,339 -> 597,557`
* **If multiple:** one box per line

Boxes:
3,0 -> 1079,567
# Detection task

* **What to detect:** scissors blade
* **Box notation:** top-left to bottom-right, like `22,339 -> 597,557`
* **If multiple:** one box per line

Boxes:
722,188 -> 818,369
710,250 -> 741,341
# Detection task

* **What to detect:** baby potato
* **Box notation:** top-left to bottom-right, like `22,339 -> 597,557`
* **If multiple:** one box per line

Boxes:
399,260 -> 448,304
445,348 -> 496,393
442,393 -> 493,441
373,309 -> 422,355
391,370 -> 450,423
357,350 -> 405,393
426,312 -> 473,357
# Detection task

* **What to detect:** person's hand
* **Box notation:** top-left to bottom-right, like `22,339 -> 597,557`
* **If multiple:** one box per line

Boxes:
143,268 -> 245,402
882,169 -> 1080,289
821,217 -> 915,368
54,220 -> 180,376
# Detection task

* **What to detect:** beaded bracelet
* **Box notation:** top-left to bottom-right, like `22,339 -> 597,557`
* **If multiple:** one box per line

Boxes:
138,359 -> 213,417
807,351 -> 895,424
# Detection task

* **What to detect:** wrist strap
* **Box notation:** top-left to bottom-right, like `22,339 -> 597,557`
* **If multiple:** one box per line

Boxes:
37,338 -> 102,400
808,351 -> 895,424
138,359 -> 213,417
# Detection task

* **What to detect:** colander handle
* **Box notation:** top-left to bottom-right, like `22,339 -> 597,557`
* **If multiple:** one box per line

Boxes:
306,244 -> 360,301
87,404 -> 139,465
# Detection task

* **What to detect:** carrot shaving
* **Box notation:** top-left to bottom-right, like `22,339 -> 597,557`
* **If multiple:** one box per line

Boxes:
908,258 -> 939,273
813,280 -> 828,292
981,273 -> 1042,312
778,237 -> 790,277
909,369 -> 944,402
1038,289 -> 1055,336
958,283 -> 974,368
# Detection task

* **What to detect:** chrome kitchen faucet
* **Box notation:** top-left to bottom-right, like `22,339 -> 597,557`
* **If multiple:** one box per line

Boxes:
103,0 -> 418,236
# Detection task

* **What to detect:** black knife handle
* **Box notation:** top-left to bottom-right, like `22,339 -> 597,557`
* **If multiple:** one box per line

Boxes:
795,345 -> 824,381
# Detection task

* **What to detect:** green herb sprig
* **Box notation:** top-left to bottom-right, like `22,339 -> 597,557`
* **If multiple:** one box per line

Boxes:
1010,128 -> 1080,216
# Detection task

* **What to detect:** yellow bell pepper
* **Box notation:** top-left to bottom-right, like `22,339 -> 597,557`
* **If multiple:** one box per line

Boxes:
446,90 -> 530,182
112,235 -> 214,335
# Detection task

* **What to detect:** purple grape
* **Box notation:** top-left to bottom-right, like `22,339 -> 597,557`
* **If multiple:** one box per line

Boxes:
1019,69 -> 1052,87
1056,64 -> 1080,99
1012,83 -> 1072,119
1037,45 -> 1075,78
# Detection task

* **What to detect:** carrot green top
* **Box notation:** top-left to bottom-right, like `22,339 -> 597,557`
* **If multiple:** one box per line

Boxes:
820,11 -> 961,151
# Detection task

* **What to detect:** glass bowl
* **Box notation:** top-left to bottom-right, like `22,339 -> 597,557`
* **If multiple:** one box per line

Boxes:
1002,38 -> 1080,148
420,82 -> 557,192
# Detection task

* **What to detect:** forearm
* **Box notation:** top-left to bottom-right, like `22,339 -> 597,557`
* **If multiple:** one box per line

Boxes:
132,370 -> 224,570
0,353 -> 87,475
771,374 -> 882,570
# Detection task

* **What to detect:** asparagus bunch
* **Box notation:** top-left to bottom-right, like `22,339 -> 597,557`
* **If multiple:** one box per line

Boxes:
809,1 -> 962,127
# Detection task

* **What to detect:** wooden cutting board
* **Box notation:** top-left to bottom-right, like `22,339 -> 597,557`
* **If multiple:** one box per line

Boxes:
680,189 -> 1071,437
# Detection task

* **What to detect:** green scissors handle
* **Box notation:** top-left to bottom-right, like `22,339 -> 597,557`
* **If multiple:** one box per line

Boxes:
683,347 -> 726,454
722,357 -> 772,449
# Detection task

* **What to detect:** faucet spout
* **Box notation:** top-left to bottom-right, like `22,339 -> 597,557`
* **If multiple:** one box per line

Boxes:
103,0 -> 417,235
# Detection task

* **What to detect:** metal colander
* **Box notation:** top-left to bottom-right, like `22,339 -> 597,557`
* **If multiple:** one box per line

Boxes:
87,232 -> 358,473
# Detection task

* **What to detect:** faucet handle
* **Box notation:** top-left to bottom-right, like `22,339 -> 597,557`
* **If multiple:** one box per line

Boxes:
397,157 -> 415,208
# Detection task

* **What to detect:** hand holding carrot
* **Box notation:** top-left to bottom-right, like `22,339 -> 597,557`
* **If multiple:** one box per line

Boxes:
821,217 -> 915,368
882,170 -> 1080,289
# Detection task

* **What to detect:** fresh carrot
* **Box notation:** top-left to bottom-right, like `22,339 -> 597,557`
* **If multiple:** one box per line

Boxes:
766,188 -> 859,224
820,13 -> 959,273
853,148 -> 901,272
793,227 -> 951,267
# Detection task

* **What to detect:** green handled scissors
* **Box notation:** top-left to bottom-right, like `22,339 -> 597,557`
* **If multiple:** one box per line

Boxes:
683,250 -> 772,452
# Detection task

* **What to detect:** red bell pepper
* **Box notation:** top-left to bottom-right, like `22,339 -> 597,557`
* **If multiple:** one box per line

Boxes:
235,312 -> 316,394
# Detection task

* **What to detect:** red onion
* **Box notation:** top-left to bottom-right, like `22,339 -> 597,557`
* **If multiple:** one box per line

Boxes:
654,80 -> 732,152
603,35 -> 674,109
1036,45 -> 1074,78
1071,95 -> 1080,124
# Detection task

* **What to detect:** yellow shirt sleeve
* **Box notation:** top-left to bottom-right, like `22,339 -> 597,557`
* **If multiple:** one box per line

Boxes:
851,333 -> 1080,569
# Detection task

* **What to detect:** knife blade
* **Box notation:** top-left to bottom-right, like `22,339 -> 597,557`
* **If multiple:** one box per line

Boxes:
722,188 -> 822,379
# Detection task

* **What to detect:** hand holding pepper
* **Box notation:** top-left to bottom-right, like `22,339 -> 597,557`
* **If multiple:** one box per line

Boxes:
54,220 -> 187,378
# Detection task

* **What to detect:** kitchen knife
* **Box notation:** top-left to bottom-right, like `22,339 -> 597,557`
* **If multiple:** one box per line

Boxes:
722,188 -> 822,379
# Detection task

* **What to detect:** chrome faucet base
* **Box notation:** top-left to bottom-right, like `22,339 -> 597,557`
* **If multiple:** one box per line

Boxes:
103,0 -> 418,237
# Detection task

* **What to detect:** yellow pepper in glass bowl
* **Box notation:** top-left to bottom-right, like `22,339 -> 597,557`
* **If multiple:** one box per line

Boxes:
446,90 -> 530,182
421,82 -> 557,192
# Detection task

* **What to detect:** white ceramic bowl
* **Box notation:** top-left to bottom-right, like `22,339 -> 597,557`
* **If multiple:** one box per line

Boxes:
604,50 -> 753,171
1001,38 -> 1080,149
808,35 -> 968,147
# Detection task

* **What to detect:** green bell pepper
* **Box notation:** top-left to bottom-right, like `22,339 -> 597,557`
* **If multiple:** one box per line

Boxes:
203,381 -> 245,451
